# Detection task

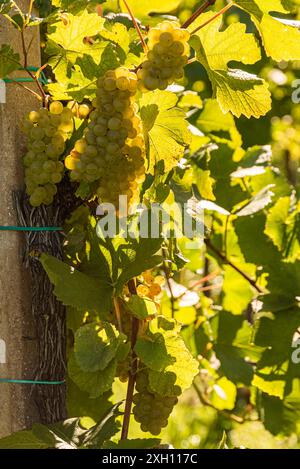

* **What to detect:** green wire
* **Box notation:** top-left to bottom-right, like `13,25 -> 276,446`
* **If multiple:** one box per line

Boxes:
0,379 -> 65,385
3,66 -> 48,85
0,226 -> 62,232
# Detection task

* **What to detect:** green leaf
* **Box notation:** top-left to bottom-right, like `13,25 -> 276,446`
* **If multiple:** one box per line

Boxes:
135,333 -> 175,372
68,352 -> 117,398
120,0 -> 181,18
140,90 -> 191,173
80,404 -> 121,448
210,377 -> 237,411
74,322 -> 125,372
190,14 -> 271,118
114,238 -> 163,294
234,0 -> 300,60
231,145 -> 272,178
0,430 -> 49,449
234,213 -> 280,265
265,197 -> 300,262
0,44 -> 20,79
137,317 -> 199,396
194,168 -> 215,201
100,22 -> 130,55
0,409 -> 121,449
222,265 -> 255,315
235,185 -> 274,216
40,254 -> 113,317
126,295 -> 157,319
67,379 -> 112,422
215,344 -> 254,385
47,11 -> 105,65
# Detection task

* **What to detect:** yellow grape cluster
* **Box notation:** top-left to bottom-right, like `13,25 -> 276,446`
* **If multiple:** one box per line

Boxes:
22,101 -> 73,207
138,21 -> 190,91
65,67 -> 146,209
136,270 -> 165,304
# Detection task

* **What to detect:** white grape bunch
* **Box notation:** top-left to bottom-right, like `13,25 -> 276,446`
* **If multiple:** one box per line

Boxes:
22,101 -> 73,207
133,369 -> 179,435
65,67 -> 146,210
138,21 -> 190,91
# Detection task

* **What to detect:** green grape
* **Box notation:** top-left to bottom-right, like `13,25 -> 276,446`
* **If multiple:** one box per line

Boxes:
22,104 -> 70,207
138,21 -> 190,92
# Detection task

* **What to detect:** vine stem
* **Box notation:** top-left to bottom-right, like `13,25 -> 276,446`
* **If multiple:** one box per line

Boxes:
205,239 -> 264,294
181,0 -> 216,29
20,29 -> 47,105
113,297 -> 123,333
7,78 -> 42,100
162,246 -> 176,318
121,279 -> 140,440
122,0 -> 147,52
190,2 -> 233,35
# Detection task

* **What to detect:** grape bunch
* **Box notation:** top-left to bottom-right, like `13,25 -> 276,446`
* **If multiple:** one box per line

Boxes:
65,67 -> 146,209
133,369 -> 178,435
22,101 -> 73,207
138,21 -> 190,91
136,270 -> 165,301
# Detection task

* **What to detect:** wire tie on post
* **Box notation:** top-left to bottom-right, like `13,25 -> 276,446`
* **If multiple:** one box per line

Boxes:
3,66 -> 48,85
0,378 -> 65,385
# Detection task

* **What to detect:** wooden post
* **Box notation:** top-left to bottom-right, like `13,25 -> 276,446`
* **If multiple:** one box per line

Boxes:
0,1 -> 41,437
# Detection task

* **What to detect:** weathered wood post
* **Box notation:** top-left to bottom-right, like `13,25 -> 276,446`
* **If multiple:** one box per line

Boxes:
0,0 -> 41,437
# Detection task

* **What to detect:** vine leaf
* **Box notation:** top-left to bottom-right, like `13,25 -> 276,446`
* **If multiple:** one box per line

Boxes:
0,44 -> 20,79
40,254 -> 113,317
0,408 -> 121,449
135,317 -> 199,396
190,14 -> 271,118
196,99 -> 242,150
264,197 -> 300,262
99,22 -> 130,55
140,90 -> 191,173
68,352 -> 117,398
74,322 -> 126,372
210,377 -> 237,411
46,11 -> 107,88
126,295 -> 157,319
47,11 -> 105,64
253,300 -> 300,399
235,185 -> 274,217
114,236 -> 163,294
234,0 -> 300,61
120,0 -> 181,18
